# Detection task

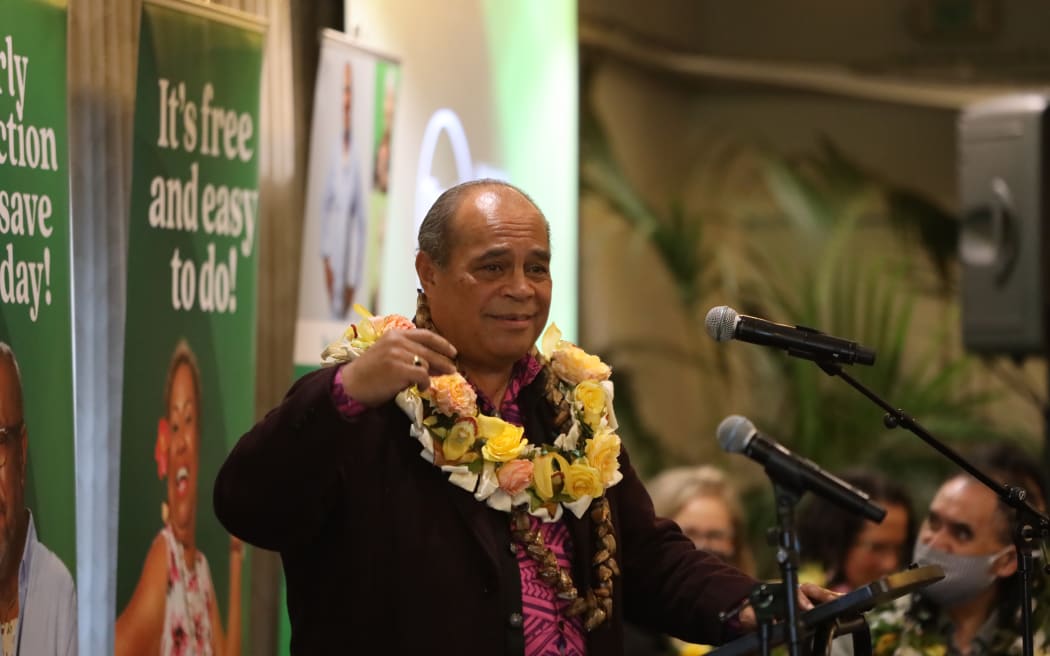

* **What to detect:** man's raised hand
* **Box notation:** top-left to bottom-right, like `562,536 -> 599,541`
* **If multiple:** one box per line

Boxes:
340,328 -> 458,406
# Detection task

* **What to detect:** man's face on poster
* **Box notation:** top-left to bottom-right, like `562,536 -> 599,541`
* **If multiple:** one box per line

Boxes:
343,63 -> 353,149
0,356 -> 26,574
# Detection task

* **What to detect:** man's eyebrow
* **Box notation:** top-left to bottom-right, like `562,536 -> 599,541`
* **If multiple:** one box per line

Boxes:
947,519 -> 973,537
475,248 -> 510,260
929,510 -> 973,537
473,247 -> 551,261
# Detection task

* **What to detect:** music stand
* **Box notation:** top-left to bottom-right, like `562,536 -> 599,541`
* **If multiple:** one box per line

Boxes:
708,565 -> 944,656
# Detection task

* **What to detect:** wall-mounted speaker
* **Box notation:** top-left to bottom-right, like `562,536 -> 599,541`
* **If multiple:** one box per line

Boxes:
958,93 -> 1049,355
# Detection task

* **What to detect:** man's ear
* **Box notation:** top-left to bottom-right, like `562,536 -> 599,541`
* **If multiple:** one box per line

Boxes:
416,251 -> 438,292
18,425 -> 26,488
992,546 -> 1018,579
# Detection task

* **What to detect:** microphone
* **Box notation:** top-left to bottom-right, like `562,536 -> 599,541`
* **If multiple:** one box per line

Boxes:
705,305 -> 876,366
717,415 -> 886,523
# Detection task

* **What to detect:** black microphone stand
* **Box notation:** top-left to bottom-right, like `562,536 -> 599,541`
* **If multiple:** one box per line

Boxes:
772,482 -> 805,656
734,482 -> 809,656
722,484 -> 809,656
817,360 -> 1050,656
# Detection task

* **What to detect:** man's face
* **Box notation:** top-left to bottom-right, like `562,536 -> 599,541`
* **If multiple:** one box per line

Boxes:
0,357 -> 25,573
918,476 -> 1014,573
418,186 -> 552,373
167,363 -> 199,547
342,65 -> 353,144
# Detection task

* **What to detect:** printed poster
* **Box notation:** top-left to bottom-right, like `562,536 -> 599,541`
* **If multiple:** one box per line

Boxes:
293,30 -> 401,378
0,0 -> 77,650
115,2 -> 266,654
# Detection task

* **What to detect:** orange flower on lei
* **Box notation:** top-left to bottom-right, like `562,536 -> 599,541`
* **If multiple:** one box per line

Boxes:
424,373 -> 478,417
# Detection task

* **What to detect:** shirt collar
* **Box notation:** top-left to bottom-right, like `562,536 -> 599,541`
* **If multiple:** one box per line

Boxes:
971,609 -> 1001,654
18,510 -> 36,608
470,352 -> 543,416
927,598 -> 1001,656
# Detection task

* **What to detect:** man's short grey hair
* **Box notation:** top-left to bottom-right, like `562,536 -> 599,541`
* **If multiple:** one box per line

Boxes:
417,178 -> 550,267
0,342 -> 24,418
950,472 -> 1019,546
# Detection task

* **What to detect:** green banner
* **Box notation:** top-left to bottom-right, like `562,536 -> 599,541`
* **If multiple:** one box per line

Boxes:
0,0 -> 76,588
116,2 -> 265,654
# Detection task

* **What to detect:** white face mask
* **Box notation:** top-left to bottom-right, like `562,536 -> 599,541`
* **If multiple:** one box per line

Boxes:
912,542 -> 1014,607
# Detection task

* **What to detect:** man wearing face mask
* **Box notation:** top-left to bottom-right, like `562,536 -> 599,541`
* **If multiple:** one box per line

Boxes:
864,463 -> 1049,656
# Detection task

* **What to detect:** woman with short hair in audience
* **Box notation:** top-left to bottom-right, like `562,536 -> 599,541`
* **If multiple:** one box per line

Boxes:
798,470 -> 915,593
625,465 -> 756,656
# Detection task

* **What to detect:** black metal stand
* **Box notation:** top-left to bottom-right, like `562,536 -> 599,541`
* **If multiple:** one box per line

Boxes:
711,565 -> 944,656
773,483 -> 805,656
738,483 -> 808,656
817,360 -> 1050,656
747,582 -> 782,656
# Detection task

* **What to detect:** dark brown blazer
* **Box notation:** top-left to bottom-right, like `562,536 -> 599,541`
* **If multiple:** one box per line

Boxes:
214,365 -> 756,654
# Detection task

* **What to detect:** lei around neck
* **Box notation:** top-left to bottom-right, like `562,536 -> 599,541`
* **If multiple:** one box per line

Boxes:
867,591 -> 1050,656
322,306 -> 623,522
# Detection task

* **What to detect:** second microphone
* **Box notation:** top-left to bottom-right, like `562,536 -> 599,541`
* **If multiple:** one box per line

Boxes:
717,414 -> 886,523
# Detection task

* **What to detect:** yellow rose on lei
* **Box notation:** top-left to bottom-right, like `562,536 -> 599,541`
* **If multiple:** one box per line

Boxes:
584,430 -> 621,485
574,380 -> 607,430
551,344 -> 611,386
541,324 -> 611,386
479,416 -> 527,462
562,462 -> 604,500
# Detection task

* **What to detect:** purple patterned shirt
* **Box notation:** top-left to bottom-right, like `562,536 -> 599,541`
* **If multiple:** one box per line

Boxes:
471,355 -> 587,656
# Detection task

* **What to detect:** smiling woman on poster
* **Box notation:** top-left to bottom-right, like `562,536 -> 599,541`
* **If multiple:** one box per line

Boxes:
115,341 -> 244,656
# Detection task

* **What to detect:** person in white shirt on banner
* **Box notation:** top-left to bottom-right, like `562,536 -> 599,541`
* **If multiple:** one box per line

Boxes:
319,61 -> 367,320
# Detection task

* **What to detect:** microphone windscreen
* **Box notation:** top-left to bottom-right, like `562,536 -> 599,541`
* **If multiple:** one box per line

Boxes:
705,306 -> 738,342
717,414 -> 755,453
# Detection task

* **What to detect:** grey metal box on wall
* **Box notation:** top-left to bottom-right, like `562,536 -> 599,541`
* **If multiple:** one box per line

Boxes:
958,93 -> 1049,355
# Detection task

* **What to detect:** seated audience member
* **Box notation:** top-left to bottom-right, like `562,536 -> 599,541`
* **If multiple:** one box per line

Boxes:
626,465 -> 757,656
862,446 -> 1050,656
798,470 -> 914,592
646,465 -> 756,575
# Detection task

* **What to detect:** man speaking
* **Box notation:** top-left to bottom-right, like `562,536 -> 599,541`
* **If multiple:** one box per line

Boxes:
215,179 -> 833,654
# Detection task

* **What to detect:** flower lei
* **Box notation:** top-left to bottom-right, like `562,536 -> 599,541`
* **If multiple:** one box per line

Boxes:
322,305 -> 624,521
322,301 -> 624,630
867,593 -> 1050,656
